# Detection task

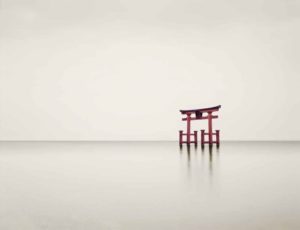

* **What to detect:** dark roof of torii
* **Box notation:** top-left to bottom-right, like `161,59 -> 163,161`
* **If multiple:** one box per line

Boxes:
180,105 -> 221,114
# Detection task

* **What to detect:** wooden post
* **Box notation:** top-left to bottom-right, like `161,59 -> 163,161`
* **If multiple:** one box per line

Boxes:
216,130 -> 220,147
194,130 -> 198,146
208,112 -> 213,147
179,130 -> 183,146
201,129 -> 205,147
186,112 -> 191,145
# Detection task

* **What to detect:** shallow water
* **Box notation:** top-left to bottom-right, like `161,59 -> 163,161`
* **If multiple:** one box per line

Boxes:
0,141 -> 299,230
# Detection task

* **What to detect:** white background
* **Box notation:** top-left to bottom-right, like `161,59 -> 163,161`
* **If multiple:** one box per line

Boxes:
1,0 -> 299,140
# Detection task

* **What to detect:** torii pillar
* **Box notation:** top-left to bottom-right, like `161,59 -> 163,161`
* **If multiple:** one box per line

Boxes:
179,112 -> 198,147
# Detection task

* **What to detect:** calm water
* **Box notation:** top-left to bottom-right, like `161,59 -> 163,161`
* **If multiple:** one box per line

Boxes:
0,141 -> 299,230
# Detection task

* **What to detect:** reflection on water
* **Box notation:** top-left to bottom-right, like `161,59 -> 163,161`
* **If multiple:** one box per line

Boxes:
179,145 -> 220,192
0,141 -> 300,230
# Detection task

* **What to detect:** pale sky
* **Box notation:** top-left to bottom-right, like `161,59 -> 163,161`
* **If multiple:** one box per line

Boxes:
1,0 -> 300,140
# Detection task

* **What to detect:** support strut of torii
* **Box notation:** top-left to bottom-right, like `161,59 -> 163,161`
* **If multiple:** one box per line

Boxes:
179,105 -> 221,148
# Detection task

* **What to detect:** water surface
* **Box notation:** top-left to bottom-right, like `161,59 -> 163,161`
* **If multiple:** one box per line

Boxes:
0,141 -> 299,230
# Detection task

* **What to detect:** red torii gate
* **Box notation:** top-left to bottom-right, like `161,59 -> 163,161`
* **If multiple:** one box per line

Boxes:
179,105 -> 221,147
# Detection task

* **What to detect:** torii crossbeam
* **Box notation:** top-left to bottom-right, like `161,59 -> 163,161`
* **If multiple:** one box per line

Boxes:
179,105 -> 221,147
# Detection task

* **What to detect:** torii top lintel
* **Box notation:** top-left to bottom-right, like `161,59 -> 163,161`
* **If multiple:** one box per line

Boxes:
180,105 -> 221,120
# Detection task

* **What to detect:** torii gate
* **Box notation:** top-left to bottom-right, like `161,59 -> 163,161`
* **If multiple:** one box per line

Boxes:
179,105 -> 221,147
